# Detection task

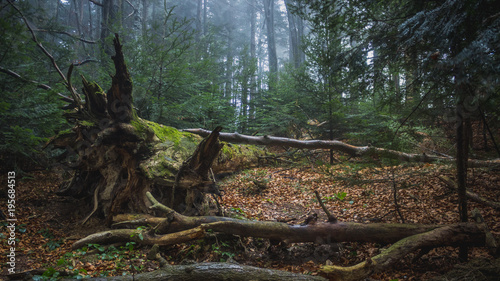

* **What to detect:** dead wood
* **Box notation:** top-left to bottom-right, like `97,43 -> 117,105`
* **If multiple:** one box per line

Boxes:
183,128 -> 500,167
439,176 -> 500,210
74,192 -> 490,251
80,263 -> 327,281
71,193 -> 496,281
44,34 -> 266,223
320,223 -> 486,281
314,190 -> 337,223
7,264 -> 326,281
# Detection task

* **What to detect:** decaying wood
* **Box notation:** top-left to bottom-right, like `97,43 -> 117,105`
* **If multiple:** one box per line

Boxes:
6,264 -> 326,281
183,128 -> 500,167
25,28 -> 496,279
70,192 -> 496,280
75,192 -> 491,252
439,176 -> 500,210
45,34 -> 267,223
81,263 -> 327,281
314,190 -> 337,223
320,223 -> 486,280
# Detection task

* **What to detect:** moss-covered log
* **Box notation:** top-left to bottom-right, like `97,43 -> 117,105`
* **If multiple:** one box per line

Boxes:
79,263 -> 328,281
74,192 -> 491,251
73,196 -> 495,281
46,34 -> 267,223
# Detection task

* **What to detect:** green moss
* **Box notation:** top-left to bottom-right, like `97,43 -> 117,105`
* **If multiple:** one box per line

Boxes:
57,128 -> 74,136
130,118 -> 150,140
88,81 -> 105,94
79,120 -> 96,127
143,120 -> 201,147
138,122 -> 204,180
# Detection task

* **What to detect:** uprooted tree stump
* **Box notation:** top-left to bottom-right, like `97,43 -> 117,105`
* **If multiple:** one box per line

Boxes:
45,34 -> 498,280
46,34 -> 266,224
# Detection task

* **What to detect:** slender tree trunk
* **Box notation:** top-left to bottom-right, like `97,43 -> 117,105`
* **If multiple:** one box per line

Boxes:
225,28 -> 233,101
249,0 -> 257,122
284,0 -> 300,68
196,0 -> 202,42
203,0 -> 207,36
264,0 -> 278,88
141,0 -> 149,36
456,100 -> 469,262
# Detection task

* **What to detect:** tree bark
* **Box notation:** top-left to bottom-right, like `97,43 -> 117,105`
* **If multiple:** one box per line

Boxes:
82,263 -> 327,281
182,128 -> 500,167
70,194 -> 497,281
320,223 -> 485,281
47,34 -> 267,224
74,192 -> 490,250
438,176 -> 500,211
264,0 -> 278,83
71,192 -> 495,281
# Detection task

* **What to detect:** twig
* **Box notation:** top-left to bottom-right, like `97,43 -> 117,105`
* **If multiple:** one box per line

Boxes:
0,66 -> 74,103
390,168 -> 405,223
314,190 -> 337,223
34,29 -> 97,44
88,0 -> 103,7
438,176 -> 500,210
80,184 -> 102,225
72,58 -> 99,66
479,107 -> 500,157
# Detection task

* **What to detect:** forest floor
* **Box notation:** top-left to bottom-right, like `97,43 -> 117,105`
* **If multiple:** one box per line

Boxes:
1,151 -> 499,280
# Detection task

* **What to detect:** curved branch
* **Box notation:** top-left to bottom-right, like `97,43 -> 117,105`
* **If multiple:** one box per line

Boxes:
183,128 -> 500,167
72,227 -> 205,250
320,223 -> 486,281
88,0 -> 103,7
0,66 -> 74,103
34,29 -> 97,44
7,0 -> 83,109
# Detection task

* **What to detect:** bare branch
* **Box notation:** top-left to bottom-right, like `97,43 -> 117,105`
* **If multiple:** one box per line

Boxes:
183,128 -> 500,167
124,0 -> 137,20
87,0 -> 103,7
7,0 -> 83,109
0,66 -> 74,103
71,58 -> 99,66
34,29 -> 97,44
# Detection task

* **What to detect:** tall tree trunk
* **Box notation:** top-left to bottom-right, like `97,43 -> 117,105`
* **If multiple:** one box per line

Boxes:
456,94 -> 469,262
100,0 -> 122,56
225,27 -> 233,101
203,0 -> 207,36
284,0 -> 300,68
141,0 -> 149,36
264,0 -> 278,88
249,0 -> 257,122
195,0 -> 202,42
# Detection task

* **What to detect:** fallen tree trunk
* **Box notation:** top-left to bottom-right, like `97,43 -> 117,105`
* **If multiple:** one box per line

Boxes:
183,128 -> 500,167
79,263 -> 327,281
320,223 -> 485,280
72,195 -> 496,280
74,192 -> 490,250
439,176 -> 500,210
321,208 -> 498,280
76,219 -> 487,250
8,264 -> 327,281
